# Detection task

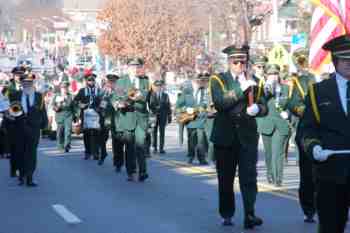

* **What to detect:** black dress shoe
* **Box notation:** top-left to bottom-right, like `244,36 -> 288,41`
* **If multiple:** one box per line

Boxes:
93,155 -> 99,160
127,174 -> 135,182
18,177 -> 24,186
304,215 -> 315,223
244,214 -> 263,229
139,173 -> 149,182
159,150 -> 166,154
199,160 -> 209,165
188,157 -> 194,164
64,147 -> 70,153
222,218 -> 233,226
98,155 -> 107,166
84,154 -> 90,160
10,171 -> 17,178
26,182 -> 38,187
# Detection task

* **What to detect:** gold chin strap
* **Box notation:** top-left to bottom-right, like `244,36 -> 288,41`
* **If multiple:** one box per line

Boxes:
256,79 -> 264,102
309,82 -> 320,124
289,76 -> 305,100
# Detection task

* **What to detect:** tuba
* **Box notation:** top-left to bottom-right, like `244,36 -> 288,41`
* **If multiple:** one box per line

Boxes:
9,101 -> 23,117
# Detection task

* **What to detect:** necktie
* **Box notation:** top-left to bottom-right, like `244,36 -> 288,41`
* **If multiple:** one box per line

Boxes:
26,94 -> 31,113
347,81 -> 350,116
200,88 -> 204,103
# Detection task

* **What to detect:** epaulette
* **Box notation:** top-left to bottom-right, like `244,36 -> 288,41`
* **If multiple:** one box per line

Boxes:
209,73 -> 226,92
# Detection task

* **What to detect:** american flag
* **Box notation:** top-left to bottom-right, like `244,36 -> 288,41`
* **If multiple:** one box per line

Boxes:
309,0 -> 350,74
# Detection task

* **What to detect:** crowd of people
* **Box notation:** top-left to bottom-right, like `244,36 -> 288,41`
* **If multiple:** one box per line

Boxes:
0,33 -> 350,233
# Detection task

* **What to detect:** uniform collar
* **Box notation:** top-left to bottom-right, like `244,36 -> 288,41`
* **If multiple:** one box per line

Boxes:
335,72 -> 349,88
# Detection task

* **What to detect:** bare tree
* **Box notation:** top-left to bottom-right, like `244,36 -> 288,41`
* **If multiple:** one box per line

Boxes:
98,0 -> 203,72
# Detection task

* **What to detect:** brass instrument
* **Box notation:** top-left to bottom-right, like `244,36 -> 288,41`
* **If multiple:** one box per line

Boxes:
177,107 -> 207,124
292,48 -> 309,70
177,111 -> 198,125
9,101 -> 23,117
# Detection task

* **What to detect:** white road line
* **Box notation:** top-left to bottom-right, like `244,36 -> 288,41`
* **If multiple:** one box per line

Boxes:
52,204 -> 82,224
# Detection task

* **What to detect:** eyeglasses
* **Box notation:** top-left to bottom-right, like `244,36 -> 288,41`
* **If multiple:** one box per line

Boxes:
232,60 -> 246,65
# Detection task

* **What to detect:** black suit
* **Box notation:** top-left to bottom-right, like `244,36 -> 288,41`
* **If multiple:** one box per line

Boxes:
149,90 -> 171,151
5,91 -> 47,182
299,74 -> 350,233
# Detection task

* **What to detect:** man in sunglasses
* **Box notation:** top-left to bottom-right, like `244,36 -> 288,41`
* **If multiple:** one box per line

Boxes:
209,44 -> 267,229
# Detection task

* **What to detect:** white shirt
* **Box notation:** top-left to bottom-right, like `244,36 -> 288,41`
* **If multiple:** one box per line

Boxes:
336,73 -> 349,114
21,91 -> 35,114
231,72 -> 247,86
130,76 -> 139,89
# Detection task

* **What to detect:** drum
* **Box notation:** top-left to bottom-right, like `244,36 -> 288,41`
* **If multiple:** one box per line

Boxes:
83,108 -> 100,129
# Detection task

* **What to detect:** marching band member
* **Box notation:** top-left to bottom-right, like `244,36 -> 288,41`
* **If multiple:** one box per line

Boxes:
299,34 -> 350,233
98,73 -> 120,166
209,44 -> 267,228
257,64 -> 291,187
5,74 -> 48,187
52,78 -> 76,153
74,71 -> 103,161
113,58 -> 150,182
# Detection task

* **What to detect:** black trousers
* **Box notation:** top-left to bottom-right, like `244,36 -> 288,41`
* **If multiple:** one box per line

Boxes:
112,132 -> 125,168
316,178 -> 350,233
118,131 -> 136,175
298,141 -> 316,217
215,140 -> 258,219
152,117 -> 166,151
6,118 -> 26,177
99,127 -> 110,158
83,129 -> 100,157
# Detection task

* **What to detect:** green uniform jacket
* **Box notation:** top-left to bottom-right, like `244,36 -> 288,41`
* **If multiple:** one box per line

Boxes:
115,75 -> 150,131
175,87 -> 209,129
257,84 -> 290,136
209,72 -> 267,147
52,93 -> 75,124
288,72 -> 316,120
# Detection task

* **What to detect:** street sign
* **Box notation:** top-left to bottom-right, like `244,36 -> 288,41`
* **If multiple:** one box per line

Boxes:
268,44 -> 290,67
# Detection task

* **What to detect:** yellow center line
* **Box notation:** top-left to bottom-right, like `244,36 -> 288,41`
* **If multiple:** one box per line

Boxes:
153,157 -> 298,201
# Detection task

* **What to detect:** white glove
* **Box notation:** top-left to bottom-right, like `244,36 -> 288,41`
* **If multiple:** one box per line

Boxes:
100,100 -> 107,109
241,79 -> 257,92
246,104 -> 260,116
313,145 -> 332,162
280,111 -> 289,120
79,103 -> 88,109
186,107 -> 194,114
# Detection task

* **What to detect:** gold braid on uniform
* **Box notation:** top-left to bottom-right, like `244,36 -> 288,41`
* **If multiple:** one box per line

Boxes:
288,75 -> 305,99
256,79 -> 264,102
308,82 -> 320,124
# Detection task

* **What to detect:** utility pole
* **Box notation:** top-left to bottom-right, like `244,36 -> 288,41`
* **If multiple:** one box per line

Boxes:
208,13 -> 213,52
272,0 -> 279,44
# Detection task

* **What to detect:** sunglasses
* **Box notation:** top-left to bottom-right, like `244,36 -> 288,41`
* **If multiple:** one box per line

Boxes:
232,60 -> 246,65
256,65 -> 264,69
87,79 -> 95,82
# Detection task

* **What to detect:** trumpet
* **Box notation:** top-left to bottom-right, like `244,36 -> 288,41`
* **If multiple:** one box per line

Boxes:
9,101 -> 24,117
